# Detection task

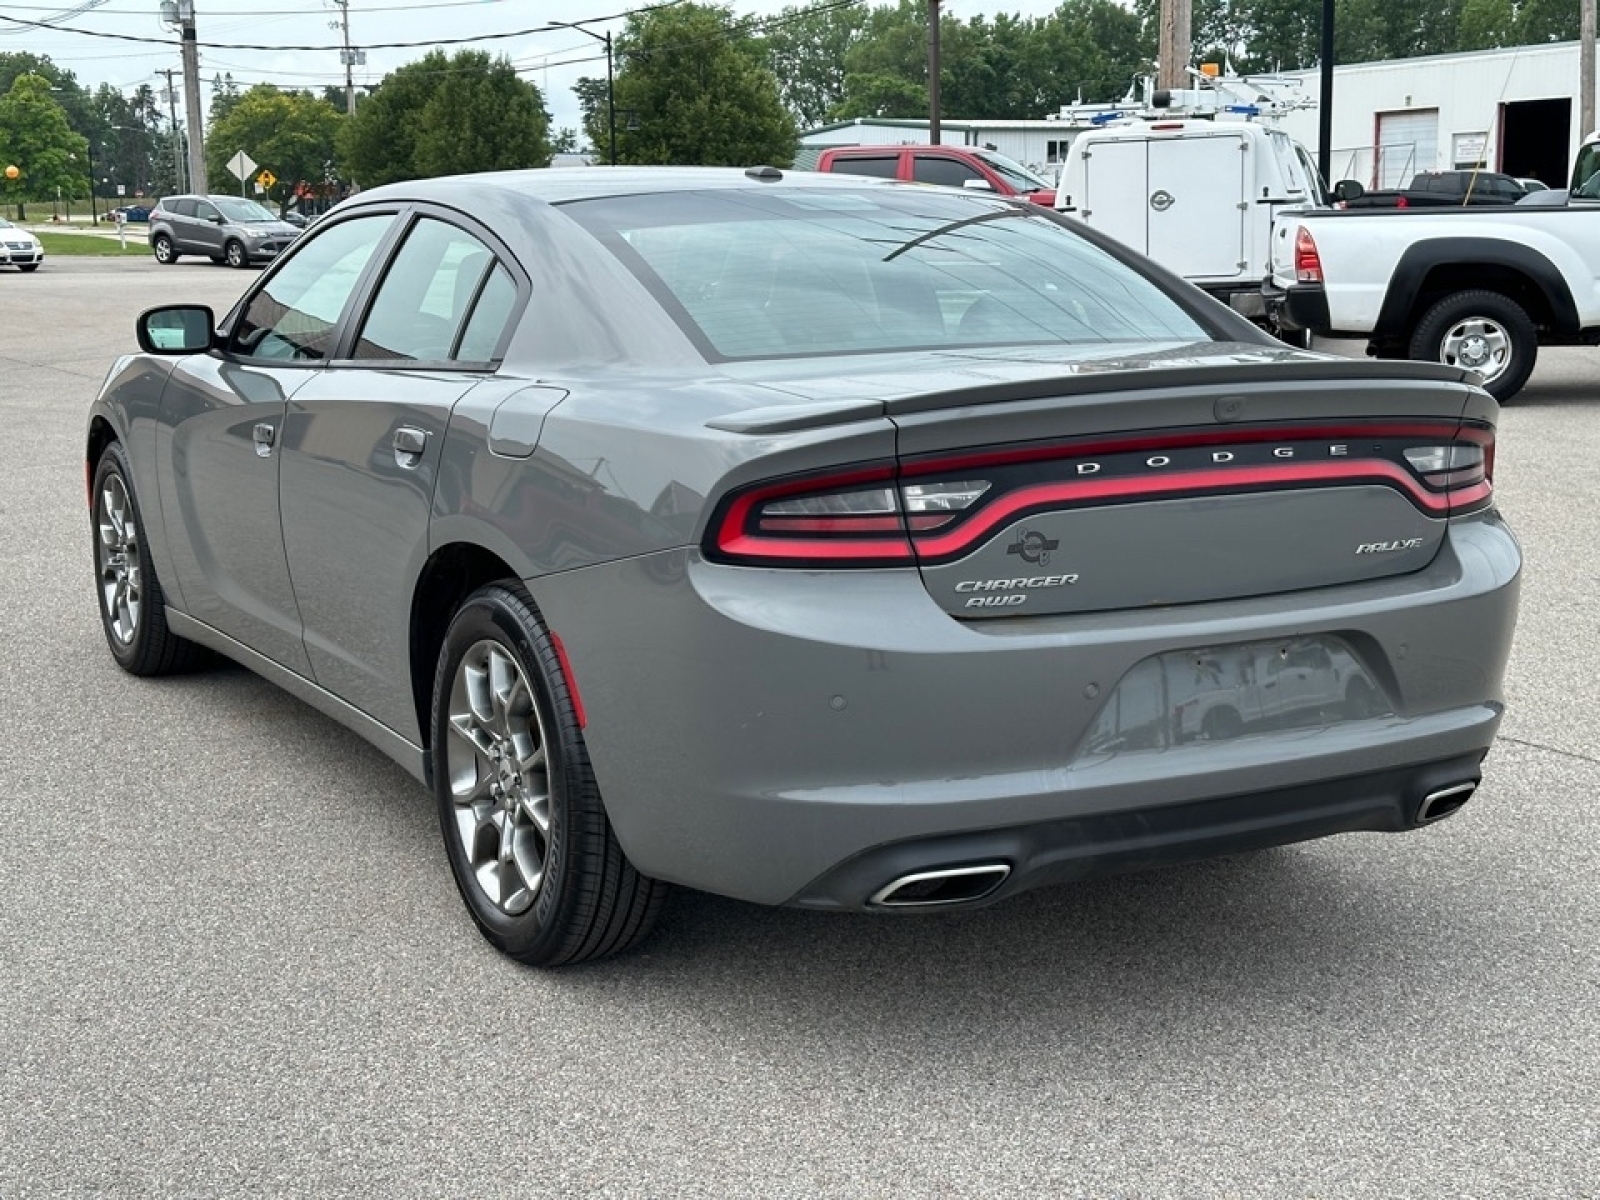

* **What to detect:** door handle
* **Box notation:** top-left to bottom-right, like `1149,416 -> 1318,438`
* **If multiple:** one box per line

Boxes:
253,421 -> 275,457
393,425 -> 428,468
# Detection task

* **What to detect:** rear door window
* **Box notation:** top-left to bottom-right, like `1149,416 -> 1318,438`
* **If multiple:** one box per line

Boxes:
170,198 -> 196,218
828,155 -> 900,179
351,217 -> 509,363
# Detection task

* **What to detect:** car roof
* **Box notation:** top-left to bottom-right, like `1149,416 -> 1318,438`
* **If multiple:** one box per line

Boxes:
349,166 -> 901,209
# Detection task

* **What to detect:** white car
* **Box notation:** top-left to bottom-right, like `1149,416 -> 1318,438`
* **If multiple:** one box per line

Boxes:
0,218 -> 43,272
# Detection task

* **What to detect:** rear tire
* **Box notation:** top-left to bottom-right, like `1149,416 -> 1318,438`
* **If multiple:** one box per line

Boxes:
92,442 -> 206,676
431,582 -> 667,966
1408,289 -> 1537,402
151,235 -> 177,264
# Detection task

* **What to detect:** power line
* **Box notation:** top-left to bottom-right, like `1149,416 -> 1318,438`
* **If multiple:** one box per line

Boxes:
0,0 -> 685,49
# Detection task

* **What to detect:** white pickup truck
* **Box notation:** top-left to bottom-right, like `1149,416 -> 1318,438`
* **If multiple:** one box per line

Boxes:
1267,132 -> 1600,401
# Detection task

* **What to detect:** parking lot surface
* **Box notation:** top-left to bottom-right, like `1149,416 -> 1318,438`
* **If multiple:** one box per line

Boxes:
2,260 -> 1597,1197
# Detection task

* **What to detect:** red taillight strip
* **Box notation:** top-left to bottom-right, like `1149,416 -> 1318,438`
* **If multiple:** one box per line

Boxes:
903,422 -> 1465,477
911,460 -> 1455,560
718,533 -> 913,561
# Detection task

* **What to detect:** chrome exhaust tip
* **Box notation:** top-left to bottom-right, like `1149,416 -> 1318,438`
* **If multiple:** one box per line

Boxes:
869,863 -> 1011,908
1418,780 -> 1477,824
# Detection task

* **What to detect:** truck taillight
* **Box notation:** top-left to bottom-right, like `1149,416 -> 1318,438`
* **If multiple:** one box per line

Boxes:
1294,227 -> 1323,284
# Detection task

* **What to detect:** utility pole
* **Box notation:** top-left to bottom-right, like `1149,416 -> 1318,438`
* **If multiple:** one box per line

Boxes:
927,0 -> 941,145
332,0 -> 363,115
159,67 -> 184,192
1582,0 -> 1596,144
1318,0 -> 1335,186
553,22 -> 615,164
1157,0 -> 1192,91
179,0 -> 206,192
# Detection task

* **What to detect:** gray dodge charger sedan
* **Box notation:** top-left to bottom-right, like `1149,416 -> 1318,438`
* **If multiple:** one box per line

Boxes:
87,167 -> 1521,965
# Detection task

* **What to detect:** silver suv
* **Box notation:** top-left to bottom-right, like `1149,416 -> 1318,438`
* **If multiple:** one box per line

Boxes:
148,194 -> 303,269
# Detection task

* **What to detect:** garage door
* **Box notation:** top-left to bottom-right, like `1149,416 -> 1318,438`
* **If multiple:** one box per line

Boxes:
1376,109 -> 1439,188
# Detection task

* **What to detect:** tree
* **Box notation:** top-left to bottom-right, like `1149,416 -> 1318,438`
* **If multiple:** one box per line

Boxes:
205,85 -> 342,211
339,50 -> 550,186
763,2 -> 869,128
0,72 -> 89,218
602,3 -> 796,166
210,72 -> 243,127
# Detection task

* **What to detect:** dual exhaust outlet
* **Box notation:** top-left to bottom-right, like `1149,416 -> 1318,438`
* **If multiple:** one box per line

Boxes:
868,779 -> 1478,908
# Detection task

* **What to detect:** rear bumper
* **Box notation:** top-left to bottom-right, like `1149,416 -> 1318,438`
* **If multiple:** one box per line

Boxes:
790,751 -> 1487,908
529,511 -> 1520,907
1264,282 -> 1331,332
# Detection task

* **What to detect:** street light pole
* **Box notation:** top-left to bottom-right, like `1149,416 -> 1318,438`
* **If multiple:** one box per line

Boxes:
554,21 -> 616,165
86,140 -> 98,224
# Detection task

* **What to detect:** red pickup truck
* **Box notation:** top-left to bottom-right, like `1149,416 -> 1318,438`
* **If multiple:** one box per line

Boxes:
814,144 -> 1057,204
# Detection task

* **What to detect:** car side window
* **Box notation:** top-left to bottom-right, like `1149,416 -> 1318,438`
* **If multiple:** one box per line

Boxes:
912,156 -> 985,188
352,217 -> 505,363
454,264 -> 517,362
829,155 -> 899,179
193,200 -> 219,222
170,198 -> 196,218
229,214 -> 393,362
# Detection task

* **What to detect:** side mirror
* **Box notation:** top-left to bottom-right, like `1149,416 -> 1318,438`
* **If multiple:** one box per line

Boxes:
962,178 -> 995,191
138,304 -> 216,354
1332,179 -> 1365,203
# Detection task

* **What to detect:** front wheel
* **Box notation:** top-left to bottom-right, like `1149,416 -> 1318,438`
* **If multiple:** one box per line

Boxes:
18,263 -> 39,273
432,582 -> 667,966
151,235 -> 178,264
1409,289 -> 1537,402
224,240 -> 248,269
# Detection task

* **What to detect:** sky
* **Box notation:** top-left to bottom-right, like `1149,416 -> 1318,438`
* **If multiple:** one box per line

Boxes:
3,0 -> 1069,137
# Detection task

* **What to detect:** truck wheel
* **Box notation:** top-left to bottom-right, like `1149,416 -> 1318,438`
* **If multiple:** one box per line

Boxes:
1408,289 -> 1536,402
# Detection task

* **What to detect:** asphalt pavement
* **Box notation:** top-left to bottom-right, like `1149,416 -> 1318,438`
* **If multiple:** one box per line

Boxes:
1,259 -> 1596,1197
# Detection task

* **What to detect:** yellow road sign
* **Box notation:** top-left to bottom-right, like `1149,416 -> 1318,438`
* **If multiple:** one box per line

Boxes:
256,169 -> 278,189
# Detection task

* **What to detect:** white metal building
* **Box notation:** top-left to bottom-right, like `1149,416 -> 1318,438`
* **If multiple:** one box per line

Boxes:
796,117 -> 1090,181
1274,41 -> 1598,189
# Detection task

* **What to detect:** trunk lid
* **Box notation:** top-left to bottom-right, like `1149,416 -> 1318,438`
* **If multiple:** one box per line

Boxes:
722,343 -> 1488,620
884,346 -> 1484,618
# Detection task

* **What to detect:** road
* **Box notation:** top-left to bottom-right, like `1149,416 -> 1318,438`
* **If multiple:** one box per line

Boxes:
1,260 -> 1596,1197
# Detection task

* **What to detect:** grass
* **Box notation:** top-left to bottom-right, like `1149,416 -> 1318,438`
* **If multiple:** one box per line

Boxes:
33,231 -> 150,257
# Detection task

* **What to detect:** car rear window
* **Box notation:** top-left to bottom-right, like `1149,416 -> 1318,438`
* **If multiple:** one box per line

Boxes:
565,187 -> 1206,361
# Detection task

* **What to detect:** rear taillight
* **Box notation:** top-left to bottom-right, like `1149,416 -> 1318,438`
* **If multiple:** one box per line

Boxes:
712,467 -> 996,566
1294,227 -> 1323,283
1404,426 -> 1494,506
708,423 -> 1496,568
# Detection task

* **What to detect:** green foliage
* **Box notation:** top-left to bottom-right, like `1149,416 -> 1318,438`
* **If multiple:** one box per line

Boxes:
338,50 -> 550,186
601,3 -> 796,167
0,72 -> 90,216
763,3 -> 870,127
209,72 -> 243,127
205,85 -> 342,209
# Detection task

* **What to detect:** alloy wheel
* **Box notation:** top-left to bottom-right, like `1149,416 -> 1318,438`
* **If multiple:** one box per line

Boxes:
445,639 -> 552,915
96,473 -> 142,644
